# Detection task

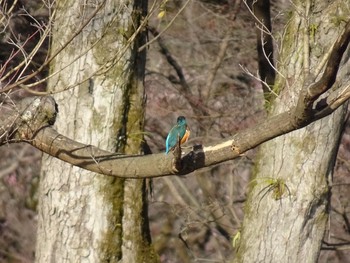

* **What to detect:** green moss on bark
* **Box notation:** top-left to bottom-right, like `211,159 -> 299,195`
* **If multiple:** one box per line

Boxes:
99,177 -> 125,261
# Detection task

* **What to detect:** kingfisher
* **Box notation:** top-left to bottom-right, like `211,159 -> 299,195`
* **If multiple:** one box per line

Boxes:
165,116 -> 190,154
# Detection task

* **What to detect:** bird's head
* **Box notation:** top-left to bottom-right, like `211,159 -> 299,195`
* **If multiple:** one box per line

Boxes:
177,116 -> 187,125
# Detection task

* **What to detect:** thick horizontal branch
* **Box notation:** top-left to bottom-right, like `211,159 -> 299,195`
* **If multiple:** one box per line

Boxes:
1,91 -> 348,178
1,21 -> 350,178
19,107 -> 296,178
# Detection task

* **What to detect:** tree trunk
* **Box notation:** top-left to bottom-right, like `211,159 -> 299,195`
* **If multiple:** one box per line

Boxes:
36,1 -> 158,262
235,1 -> 350,262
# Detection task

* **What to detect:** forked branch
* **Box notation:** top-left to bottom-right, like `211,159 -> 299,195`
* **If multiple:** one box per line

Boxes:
294,19 -> 350,126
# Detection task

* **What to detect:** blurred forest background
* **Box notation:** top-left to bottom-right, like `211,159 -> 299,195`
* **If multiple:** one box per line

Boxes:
0,0 -> 350,262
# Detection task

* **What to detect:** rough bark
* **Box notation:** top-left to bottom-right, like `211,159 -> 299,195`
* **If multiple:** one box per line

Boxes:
235,1 -> 350,262
35,1 -> 157,262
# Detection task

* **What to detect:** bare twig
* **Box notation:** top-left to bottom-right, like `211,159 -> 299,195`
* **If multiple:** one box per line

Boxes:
24,0 -> 154,95
245,0 -> 276,102
239,64 -> 278,97
0,0 -> 106,93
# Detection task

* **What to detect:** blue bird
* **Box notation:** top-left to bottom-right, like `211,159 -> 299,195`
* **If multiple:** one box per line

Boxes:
165,116 -> 190,154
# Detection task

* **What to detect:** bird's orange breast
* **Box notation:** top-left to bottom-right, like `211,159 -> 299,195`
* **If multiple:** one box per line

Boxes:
180,128 -> 190,145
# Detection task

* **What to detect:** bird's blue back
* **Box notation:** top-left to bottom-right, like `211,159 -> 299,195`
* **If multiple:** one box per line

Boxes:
166,117 -> 187,153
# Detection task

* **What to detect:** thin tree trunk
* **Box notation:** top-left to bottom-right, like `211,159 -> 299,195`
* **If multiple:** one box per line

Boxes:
235,1 -> 350,262
36,1 -> 158,262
